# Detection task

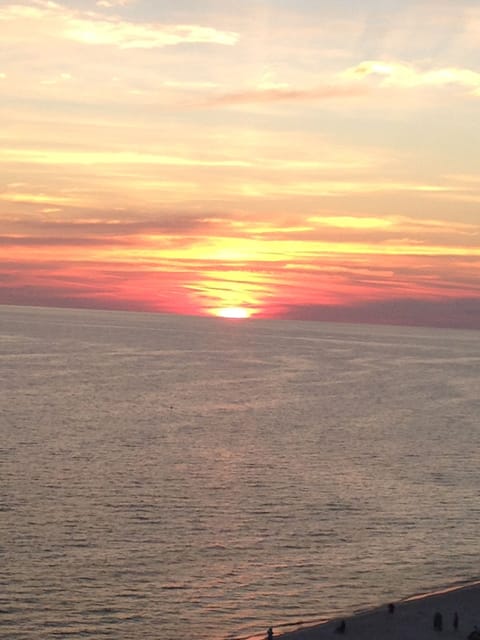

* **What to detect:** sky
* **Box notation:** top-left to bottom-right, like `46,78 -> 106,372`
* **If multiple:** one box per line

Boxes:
1,0 -> 480,328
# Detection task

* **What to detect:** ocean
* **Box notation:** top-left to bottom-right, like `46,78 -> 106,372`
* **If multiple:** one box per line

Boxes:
1,305 -> 479,640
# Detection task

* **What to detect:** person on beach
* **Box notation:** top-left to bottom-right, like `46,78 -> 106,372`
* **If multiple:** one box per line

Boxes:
267,626 -> 273,640
433,611 -> 443,631
335,619 -> 346,634
453,611 -> 459,630
388,603 -> 395,614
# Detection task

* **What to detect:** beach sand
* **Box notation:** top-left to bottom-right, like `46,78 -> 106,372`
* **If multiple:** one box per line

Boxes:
276,581 -> 480,640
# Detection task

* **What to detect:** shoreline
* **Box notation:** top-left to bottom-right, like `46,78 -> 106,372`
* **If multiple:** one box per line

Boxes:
271,579 -> 480,640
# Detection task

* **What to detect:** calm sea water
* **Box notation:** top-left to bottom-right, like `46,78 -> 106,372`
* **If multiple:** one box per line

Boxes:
1,305 -> 479,640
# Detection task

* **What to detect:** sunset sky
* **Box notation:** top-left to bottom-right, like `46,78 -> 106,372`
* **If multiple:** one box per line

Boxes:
1,0 -> 480,327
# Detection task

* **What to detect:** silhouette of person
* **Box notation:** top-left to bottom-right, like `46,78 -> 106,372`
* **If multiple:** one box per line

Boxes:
433,611 -> 443,631
267,626 -> 273,640
335,620 -> 346,634
453,612 -> 459,630
388,603 -> 395,614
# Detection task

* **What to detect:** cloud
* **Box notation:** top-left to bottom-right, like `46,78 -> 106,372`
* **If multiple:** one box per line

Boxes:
0,283 -> 157,313
308,215 -> 394,230
96,0 -> 133,7
0,213 -> 225,253
0,147 -> 251,168
163,80 -> 218,90
0,1 -> 238,49
345,60 -> 480,96
40,72 -> 72,85
0,191 -> 79,206
0,235 -> 127,247
229,178 -> 455,199
205,83 -> 367,106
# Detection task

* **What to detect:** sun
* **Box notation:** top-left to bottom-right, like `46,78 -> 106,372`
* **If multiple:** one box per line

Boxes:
215,307 -> 252,319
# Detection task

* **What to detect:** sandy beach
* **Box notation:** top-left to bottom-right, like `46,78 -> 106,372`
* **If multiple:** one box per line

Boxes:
276,581 -> 480,640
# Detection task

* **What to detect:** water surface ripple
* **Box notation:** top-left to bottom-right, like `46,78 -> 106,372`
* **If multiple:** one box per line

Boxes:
1,306 -> 479,639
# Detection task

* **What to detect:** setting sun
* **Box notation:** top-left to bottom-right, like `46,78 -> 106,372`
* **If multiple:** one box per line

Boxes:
215,307 -> 252,319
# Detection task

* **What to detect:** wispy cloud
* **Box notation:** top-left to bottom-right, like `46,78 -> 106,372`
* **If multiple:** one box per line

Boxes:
0,147 -> 251,168
308,215 -> 394,230
96,0 -> 133,8
231,179 -> 456,198
345,60 -> 480,96
3,213 -> 218,238
0,191 -> 79,206
0,1 -> 238,48
205,83 -> 367,106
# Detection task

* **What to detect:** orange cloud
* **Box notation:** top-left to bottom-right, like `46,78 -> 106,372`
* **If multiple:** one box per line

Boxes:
1,207 -> 479,327
205,83 -> 368,106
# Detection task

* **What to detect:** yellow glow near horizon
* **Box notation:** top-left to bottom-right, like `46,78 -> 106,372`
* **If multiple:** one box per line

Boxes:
215,307 -> 252,318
